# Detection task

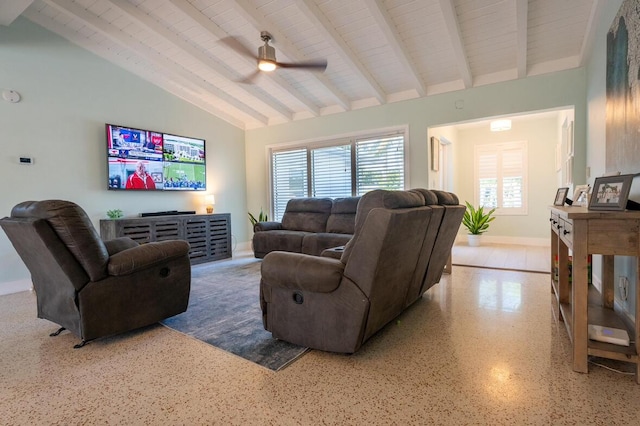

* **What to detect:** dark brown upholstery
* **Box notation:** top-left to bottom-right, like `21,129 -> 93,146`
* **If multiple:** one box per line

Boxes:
252,196 -> 360,258
259,189 -> 464,353
0,200 -> 191,346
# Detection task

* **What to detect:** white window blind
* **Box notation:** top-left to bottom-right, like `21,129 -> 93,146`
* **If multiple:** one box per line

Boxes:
475,141 -> 527,214
270,132 -> 406,220
272,148 -> 308,220
355,134 -> 404,195
311,144 -> 352,198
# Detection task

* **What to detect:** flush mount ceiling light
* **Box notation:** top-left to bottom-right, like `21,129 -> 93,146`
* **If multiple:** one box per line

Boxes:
490,119 -> 512,132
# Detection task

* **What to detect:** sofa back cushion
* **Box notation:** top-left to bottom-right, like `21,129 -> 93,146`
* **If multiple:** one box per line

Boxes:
326,196 -> 360,234
281,198 -> 333,233
340,190 -> 426,264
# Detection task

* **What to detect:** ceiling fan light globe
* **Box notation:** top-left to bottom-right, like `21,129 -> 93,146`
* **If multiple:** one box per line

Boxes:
258,60 -> 277,72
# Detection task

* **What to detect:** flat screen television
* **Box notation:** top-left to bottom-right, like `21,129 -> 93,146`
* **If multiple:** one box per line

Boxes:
106,124 -> 206,191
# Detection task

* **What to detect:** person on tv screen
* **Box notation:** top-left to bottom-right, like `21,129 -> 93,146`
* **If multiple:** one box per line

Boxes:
126,161 -> 156,190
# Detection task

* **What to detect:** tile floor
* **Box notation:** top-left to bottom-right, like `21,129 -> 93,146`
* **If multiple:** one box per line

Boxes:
1,255 -> 639,425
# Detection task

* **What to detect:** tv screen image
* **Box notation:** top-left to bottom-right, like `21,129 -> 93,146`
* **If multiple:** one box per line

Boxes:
106,124 -> 206,191
162,133 -> 206,191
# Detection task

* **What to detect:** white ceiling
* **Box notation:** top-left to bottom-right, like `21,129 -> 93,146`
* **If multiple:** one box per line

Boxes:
5,0 -> 601,130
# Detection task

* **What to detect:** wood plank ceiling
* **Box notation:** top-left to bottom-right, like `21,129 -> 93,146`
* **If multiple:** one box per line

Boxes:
4,0 -> 601,129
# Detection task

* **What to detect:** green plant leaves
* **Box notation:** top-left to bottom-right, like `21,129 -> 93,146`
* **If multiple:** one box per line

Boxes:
106,209 -> 123,219
462,201 -> 495,235
248,208 -> 268,226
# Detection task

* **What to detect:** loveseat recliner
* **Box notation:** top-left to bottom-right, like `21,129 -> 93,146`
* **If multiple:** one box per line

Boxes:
252,196 -> 360,258
259,188 -> 464,353
0,200 -> 192,348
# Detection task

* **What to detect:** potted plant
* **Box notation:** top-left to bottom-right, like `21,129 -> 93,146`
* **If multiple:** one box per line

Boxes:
248,208 -> 268,229
462,202 -> 496,247
106,209 -> 123,219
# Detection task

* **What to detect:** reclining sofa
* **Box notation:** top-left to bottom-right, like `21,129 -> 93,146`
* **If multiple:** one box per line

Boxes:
259,188 -> 464,353
252,196 -> 360,258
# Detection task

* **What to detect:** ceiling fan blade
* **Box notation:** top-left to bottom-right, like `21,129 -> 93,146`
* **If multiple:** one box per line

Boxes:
276,59 -> 328,72
236,70 -> 261,84
219,36 -> 257,61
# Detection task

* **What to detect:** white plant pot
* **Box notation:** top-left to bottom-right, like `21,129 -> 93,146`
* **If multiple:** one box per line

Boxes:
467,234 -> 481,247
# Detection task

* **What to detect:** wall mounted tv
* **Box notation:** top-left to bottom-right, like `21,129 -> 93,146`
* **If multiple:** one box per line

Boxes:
106,124 -> 206,191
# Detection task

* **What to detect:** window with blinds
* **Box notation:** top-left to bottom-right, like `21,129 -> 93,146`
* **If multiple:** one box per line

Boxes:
272,148 -> 308,220
311,144 -> 352,198
355,134 -> 404,195
475,141 -> 527,215
270,131 -> 406,220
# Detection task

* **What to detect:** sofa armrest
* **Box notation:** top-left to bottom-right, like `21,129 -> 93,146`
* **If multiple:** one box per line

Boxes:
103,237 -> 139,256
262,251 -> 344,293
320,246 -> 345,259
107,240 -> 190,276
254,221 -> 283,232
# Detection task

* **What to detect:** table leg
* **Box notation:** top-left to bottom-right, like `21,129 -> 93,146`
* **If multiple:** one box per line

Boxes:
571,222 -> 589,373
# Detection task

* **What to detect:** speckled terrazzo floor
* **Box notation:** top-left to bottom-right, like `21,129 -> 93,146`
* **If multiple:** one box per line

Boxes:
2,259 -> 640,425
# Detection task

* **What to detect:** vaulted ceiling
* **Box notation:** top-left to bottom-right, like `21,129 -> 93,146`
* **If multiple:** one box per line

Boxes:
3,0 -> 601,129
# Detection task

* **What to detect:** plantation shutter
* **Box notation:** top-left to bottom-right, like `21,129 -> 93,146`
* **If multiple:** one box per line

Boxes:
355,134 -> 404,195
311,144 -> 352,198
272,148 -> 308,221
502,147 -> 524,208
478,150 -> 498,208
474,141 -> 527,214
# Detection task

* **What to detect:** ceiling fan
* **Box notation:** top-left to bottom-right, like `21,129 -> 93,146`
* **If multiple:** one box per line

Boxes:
221,31 -> 328,84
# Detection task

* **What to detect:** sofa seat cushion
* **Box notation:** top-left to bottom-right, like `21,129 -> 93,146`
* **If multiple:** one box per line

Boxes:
301,233 -> 353,256
252,230 -> 313,258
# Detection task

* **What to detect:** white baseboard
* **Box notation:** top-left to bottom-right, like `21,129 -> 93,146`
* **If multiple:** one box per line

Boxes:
456,234 -> 549,247
0,279 -> 32,296
234,241 -> 252,253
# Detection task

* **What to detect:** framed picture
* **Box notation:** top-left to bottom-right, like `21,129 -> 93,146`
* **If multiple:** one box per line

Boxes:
572,184 -> 590,207
430,136 -> 439,171
554,187 -> 569,206
589,174 -> 634,210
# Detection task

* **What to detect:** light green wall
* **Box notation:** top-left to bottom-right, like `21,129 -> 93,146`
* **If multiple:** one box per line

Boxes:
0,18 -> 247,288
246,69 -> 587,239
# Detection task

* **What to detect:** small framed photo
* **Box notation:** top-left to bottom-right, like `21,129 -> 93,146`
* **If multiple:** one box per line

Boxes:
430,136 -> 439,171
589,174 -> 633,210
572,185 -> 590,207
554,187 -> 569,206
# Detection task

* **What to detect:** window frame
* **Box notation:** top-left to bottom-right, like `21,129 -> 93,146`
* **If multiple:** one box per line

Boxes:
473,140 -> 528,216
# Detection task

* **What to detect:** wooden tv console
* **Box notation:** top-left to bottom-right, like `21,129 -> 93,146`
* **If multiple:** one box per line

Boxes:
100,213 -> 231,265
549,206 -> 640,383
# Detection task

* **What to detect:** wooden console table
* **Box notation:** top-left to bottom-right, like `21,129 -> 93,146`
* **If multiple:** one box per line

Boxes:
549,206 -> 640,383
100,213 -> 232,265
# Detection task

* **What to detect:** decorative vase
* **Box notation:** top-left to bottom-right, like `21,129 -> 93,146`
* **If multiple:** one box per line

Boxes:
467,234 -> 481,247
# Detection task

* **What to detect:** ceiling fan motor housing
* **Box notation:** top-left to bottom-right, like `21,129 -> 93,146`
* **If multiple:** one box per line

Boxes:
258,43 -> 276,62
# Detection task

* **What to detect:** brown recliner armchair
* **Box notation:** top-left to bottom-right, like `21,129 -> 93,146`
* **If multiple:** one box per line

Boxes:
260,189 -> 464,353
0,200 -> 191,348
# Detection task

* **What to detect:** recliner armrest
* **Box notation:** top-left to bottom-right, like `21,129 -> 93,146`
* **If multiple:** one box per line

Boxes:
104,237 -> 139,256
262,251 -> 344,293
107,240 -> 190,276
254,221 -> 283,232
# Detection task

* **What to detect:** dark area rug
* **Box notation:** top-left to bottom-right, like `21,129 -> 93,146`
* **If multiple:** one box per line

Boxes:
161,255 -> 308,371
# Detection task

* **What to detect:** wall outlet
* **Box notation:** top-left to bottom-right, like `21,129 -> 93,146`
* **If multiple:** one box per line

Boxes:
618,276 -> 629,301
